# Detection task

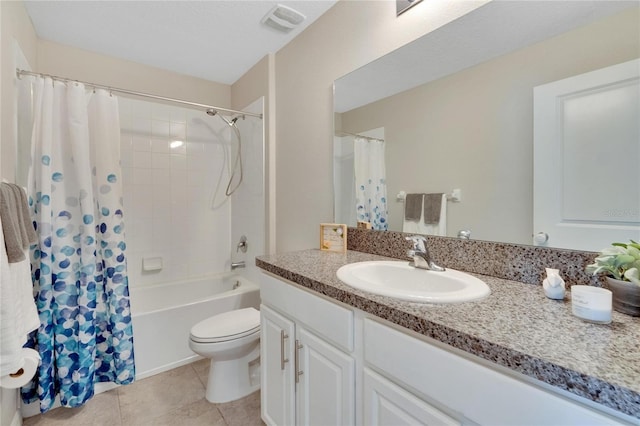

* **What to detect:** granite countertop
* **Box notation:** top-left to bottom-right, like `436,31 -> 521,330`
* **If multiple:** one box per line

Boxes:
256,249 -> 640,419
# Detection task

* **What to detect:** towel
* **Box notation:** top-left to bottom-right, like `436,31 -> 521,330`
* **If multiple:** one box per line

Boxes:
0,213 -> 40,377
402,193 -> 447,236
0,183 -> 37,263
423,193 -> 444,224
404,193 -> 423,221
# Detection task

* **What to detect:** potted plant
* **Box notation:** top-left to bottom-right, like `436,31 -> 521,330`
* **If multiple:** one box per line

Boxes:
585,240 -> 640,316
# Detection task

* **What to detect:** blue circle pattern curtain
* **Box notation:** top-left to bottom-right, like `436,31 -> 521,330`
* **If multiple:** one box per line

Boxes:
21,77 -> 135,412
354,137 -> 388,230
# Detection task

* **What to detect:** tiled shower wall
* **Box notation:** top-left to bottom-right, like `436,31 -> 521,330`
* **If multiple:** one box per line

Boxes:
118,98 -> 233,288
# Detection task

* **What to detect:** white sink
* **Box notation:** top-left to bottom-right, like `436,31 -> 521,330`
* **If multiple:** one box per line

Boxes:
336,261 -> 490,304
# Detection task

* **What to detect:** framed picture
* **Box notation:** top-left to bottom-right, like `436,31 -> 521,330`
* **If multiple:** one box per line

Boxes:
320,223 -> 347,253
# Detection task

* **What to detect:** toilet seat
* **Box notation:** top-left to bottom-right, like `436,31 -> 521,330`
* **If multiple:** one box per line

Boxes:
190,307 -> 260,343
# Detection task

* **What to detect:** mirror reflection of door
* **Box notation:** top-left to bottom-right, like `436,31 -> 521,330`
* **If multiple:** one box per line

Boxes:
533,59 -> 640,251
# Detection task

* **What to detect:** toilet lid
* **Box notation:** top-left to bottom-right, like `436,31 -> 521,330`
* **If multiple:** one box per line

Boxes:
190,307 -> 260,342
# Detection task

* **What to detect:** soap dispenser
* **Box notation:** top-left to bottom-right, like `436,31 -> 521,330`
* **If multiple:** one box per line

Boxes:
542,268 -> 566,300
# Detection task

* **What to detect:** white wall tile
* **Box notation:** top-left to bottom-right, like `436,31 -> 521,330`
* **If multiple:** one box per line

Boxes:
170,142 -> 187,155
170,154 -> 187,170
187,170 -> 204,187
170,122 -> 186,140
130,99 -> 151,118
118,98 -> 263,289
131,117 -> 151,136
152,152 -> 171,170
170,108 -> 187,125
151,120 -> 171,139
152,169 -> 172,187
186,142 -> 204,157
133,151 -> 152,169
121,166 -> 133,183
171,169 -> 187,186
151,139 -> 170,153
133,167 -> 153,185
132,136 -> 152,152
151,103 -> 173,122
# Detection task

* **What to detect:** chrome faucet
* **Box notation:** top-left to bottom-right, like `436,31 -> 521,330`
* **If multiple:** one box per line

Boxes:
405,235 -> 445,272
231,261 -> 246,270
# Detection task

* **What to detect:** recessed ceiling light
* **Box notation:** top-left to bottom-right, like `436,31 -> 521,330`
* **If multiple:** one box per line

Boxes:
170,140 -> 184,149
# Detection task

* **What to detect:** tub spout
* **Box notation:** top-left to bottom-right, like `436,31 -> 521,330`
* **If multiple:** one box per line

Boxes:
231,261 -> 246,270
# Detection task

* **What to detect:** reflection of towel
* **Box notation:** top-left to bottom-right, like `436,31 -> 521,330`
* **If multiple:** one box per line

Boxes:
0,183 -> 37,263
404,193 -> 423,221
423,193 -> 444,224
402,193 -> 447,236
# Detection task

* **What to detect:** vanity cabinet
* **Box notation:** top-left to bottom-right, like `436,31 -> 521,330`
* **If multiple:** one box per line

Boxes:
261,305 -> 295,425
363,319 -> 622,426
260,272 -> 629,426
260,274 -> 355,426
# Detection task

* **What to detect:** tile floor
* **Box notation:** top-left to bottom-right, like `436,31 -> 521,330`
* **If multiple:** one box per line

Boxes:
23,359 -> 264,426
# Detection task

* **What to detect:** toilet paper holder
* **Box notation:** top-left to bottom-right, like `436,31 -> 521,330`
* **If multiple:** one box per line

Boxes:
9,368 -> 24,378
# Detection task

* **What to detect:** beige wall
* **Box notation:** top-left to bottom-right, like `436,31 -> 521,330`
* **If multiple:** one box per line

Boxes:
231,54 -> 276,254
37,39 -> 230,107
274,0 -> 488,251
339,8 -> 639,244
1,0 -> 37,182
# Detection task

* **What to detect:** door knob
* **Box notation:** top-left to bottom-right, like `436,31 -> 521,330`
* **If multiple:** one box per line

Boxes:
533,232 -> 549,245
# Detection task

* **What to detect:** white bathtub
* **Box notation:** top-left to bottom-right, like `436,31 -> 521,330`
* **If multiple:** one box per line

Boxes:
129,274 -> 260,379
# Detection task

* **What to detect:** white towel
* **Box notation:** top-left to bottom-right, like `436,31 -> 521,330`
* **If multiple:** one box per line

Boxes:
0,214 -> 40,377
402,193 -> 447,236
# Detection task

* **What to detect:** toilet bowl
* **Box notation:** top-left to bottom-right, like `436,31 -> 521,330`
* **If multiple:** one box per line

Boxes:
189,307 -> 261,403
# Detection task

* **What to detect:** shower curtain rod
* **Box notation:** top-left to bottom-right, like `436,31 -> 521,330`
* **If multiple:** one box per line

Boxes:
16,68 -> 263,119
336,131 -> 384,142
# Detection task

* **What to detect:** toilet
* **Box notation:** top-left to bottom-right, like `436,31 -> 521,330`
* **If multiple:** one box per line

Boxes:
189,307 -> 261,403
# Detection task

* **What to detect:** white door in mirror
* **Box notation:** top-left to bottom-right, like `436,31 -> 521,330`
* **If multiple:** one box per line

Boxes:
533,59 -> 640,250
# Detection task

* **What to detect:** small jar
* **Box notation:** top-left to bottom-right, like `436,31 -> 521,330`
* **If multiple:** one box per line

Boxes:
571,286 -> 612,324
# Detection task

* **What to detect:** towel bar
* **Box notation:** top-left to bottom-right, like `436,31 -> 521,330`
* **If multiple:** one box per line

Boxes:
397,189 -> 461,202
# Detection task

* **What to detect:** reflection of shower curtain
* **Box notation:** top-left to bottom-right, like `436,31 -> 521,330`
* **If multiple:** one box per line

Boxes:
354,137 -> 388,230
22,77 -> 135,412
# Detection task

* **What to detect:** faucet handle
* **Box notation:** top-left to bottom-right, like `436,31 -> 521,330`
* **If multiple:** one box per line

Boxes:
405,235 -> 427,251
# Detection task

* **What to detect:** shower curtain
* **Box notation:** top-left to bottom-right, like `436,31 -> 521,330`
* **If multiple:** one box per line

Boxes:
21,77 -> 135,412
354,137 -> 388,230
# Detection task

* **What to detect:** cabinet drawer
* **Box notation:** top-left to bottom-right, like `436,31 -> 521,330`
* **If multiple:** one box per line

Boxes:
261,272 -> 354,352
364,318 -> 622,425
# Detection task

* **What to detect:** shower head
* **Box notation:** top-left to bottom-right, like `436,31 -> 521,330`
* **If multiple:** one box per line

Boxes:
206,108 -> 238,127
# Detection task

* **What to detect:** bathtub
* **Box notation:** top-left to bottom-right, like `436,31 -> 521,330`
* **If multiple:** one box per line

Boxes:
129,274 -> 260,380
22,274 -> 259,418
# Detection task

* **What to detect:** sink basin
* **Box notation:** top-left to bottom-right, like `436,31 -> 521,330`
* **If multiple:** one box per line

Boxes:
336,261 -> 490,304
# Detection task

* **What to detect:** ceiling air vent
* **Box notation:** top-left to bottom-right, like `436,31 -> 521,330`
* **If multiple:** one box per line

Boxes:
261,4 -> 306,33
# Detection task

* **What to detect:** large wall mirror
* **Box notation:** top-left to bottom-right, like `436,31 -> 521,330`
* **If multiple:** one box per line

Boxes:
334,1 -> 640,251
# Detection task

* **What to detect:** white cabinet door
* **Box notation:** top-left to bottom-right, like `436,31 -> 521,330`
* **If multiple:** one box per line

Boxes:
296,326 -> 355,426
364,368 -> 460,426
261,305 -> 295,426
363,368 -> 461,426
533,59 -> 640,250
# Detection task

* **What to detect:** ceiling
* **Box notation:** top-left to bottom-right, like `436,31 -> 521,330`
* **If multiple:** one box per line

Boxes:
23,0 -> 338,85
